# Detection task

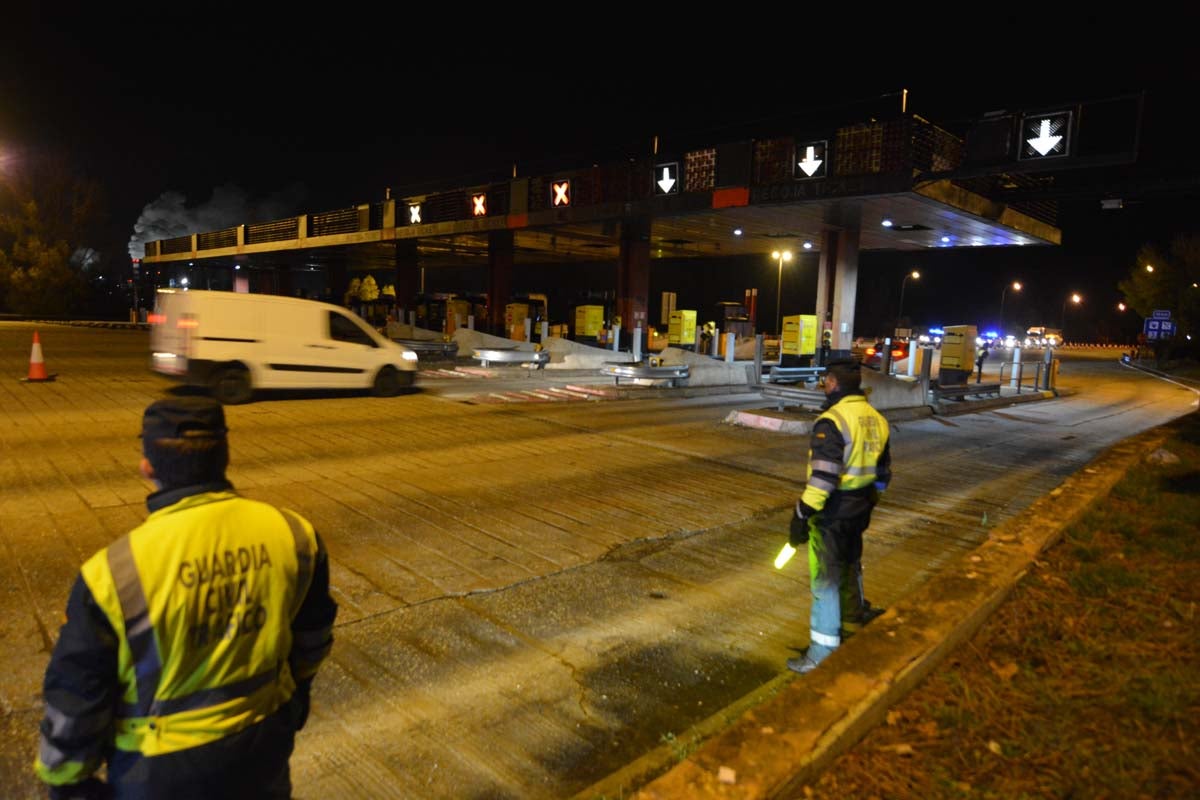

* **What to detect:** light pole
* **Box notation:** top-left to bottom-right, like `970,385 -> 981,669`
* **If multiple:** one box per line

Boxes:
897,269 -> 919,330
999,281 -> 1022,335
772,250 -> 793,336
1061,292 -> 1082,340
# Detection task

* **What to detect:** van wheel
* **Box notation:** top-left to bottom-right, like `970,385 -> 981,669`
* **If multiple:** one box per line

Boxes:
210,367 -> 253,405
372,365 -> 404,397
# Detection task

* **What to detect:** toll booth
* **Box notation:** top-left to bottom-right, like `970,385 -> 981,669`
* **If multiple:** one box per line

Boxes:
669,310 -> 697,348
781,314 -> 818,366
466,293 -> 489,332
505,302 -> 531,341
940,324 -> 977,384
415,292 -> 455,333
713,301 -> 754,339
574,304 -> 605,344
445,299 -> 472,334
506,295 -> 548,341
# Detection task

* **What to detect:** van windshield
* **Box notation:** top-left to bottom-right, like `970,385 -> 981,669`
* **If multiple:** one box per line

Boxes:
328,312 -> 379,347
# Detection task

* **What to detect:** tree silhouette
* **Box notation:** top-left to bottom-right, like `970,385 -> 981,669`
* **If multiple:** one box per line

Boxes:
0,150 -> 107,314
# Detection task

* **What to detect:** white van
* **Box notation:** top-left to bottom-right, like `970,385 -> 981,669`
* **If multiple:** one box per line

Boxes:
150,289 -> 419,403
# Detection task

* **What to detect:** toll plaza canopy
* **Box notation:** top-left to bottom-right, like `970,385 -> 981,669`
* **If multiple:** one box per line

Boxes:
143,101 -> 1115,346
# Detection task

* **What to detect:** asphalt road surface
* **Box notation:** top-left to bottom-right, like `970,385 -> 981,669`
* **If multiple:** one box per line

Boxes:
0,324 -> 1194,798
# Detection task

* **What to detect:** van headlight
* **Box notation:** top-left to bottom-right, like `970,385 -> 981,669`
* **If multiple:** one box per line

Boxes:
401,351 -> 419,362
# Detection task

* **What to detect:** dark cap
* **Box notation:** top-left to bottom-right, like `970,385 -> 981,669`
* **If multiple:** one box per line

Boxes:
825,358 -> 859,370
141,396 -> 228,441
825,359 -> 861,376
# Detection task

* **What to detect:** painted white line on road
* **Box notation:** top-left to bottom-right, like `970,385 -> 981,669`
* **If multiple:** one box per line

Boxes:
1120,361 -> 1200,406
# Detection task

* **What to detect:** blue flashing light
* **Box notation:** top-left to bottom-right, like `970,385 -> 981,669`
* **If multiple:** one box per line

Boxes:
983,330 -> 999,339
928,327 -> 945,335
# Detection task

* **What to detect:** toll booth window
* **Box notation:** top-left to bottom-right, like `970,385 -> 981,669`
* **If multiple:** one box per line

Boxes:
328,312 -> 378,347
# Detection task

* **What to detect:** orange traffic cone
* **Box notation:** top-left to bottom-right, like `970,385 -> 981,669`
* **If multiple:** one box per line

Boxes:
22,331 -> 56,382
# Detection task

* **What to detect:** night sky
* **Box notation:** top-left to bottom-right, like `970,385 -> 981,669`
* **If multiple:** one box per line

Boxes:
2,9 -> 1198,337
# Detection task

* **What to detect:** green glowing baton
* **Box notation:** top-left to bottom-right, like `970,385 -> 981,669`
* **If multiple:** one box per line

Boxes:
774,543 -> 797,569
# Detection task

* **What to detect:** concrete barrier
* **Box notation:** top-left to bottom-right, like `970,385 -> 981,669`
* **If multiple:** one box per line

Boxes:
659,347 -> 754,387
859,369 -> 925,411
540,337 -> 636,369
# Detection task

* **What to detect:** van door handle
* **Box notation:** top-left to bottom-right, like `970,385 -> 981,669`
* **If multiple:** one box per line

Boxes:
305,344 -> 336,349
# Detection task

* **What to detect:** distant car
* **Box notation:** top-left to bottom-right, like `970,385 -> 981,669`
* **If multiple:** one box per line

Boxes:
858,340 -> 909,370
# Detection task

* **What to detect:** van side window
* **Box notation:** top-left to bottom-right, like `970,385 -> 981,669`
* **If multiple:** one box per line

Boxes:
328,312 -> 378,347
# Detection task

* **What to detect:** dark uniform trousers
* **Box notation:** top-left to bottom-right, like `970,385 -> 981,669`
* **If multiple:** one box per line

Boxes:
809,488 -> 874,627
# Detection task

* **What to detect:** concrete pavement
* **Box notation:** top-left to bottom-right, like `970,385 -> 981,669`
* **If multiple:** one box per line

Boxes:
1,322 -> 1195,798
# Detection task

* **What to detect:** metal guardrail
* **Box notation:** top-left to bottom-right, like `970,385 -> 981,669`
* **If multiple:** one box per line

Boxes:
600,362 -> 689,387
759,384 -> 827,411
394,339 -> 458,359
473,348 -> 549,368
767,365 -> 824,384
932,383 -> 1002,402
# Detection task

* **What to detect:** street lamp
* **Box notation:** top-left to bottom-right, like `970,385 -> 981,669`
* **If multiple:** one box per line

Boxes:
1061,292 -> 1082,339
772,250 -> 793,335
897,269 -> 919,330
999,281 -> 1022,335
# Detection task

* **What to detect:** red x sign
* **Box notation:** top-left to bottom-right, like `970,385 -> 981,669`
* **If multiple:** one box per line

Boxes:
472,193 -> 487,216
552,180 -> 571,207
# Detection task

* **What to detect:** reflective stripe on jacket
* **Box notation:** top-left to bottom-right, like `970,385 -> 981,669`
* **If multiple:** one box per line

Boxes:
800,394 -> 890,514
81,491 -> 315,759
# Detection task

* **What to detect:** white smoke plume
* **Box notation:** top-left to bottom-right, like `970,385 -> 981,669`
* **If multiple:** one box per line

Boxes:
127,183 -> 305,260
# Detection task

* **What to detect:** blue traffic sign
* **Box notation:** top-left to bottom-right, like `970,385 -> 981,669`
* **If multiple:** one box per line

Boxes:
1144,318 -> 1176,339
1152,309 -> 1171,320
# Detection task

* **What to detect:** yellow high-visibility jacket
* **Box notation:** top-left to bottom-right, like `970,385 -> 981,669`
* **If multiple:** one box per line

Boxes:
36,489 -> 334,786
800,393 -> 891,515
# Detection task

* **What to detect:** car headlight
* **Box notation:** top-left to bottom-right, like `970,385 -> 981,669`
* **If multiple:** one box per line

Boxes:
401,351 -> 419,362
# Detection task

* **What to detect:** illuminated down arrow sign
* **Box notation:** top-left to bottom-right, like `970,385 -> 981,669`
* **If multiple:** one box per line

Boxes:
797,146 -> 823,176
793,140 -> 827,180
653,162 -> 679,195
1027,120 -> 1062,155
1019,111 -> 1071,160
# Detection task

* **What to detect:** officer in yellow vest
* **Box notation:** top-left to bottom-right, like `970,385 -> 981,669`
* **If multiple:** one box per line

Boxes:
786,360 -> 891,674
975,340 -> 989,383
35,397 -> 337,799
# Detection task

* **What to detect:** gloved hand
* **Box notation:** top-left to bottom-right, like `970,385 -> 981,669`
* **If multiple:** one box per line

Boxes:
789,509 -> 810,547
869,483 -> 885,507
